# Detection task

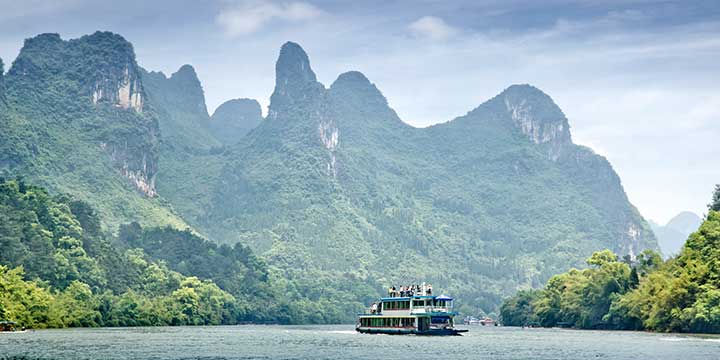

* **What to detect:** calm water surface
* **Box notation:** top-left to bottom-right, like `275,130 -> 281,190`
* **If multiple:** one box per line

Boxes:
2,325 -> 719,359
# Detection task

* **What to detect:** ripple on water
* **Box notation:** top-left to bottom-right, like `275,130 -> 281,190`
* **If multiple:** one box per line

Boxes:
1,325 -> 719,360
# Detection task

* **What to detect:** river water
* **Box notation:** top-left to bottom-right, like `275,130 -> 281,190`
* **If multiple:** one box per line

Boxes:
2,325 -> 719,359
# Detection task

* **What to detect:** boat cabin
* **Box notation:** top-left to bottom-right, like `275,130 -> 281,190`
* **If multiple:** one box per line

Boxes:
357,288 -> 466,336
378,295 -> 454,315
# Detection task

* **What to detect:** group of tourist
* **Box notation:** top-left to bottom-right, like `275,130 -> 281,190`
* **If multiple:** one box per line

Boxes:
388,284 -> 432,298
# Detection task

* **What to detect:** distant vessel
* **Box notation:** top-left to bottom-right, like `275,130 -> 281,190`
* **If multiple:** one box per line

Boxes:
464,316 -> 497,326
0,320 -> 23,333
356,284 -> 468,336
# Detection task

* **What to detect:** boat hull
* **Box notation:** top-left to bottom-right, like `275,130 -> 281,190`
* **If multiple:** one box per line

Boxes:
356,327 -> 468,336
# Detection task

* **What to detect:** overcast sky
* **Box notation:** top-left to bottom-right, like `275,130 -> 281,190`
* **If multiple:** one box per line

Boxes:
0,0 -> 718,224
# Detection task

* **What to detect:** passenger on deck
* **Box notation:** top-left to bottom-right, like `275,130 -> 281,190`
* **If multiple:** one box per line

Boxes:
427,284 -> 432,295
371,302 -> 378,314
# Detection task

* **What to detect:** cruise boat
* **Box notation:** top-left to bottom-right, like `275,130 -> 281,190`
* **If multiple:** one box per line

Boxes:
356,285 -> 468,336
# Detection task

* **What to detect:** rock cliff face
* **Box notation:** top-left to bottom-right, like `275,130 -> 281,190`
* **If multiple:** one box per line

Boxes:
82,32 -> 145,112
100,141 -> 158,197
501,85 -> 572,161
92,67 -> 143,111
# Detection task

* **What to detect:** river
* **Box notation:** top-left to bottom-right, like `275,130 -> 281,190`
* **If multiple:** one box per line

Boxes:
2,325 -> 719,359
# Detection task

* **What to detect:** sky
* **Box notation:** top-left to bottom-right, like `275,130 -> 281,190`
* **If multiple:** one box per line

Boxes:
0,0 -> 718,224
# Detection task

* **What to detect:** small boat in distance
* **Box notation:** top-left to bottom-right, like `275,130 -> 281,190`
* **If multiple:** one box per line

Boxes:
464,316 -> 498,326
0,320 -> 24,333
356,284 -> 468,336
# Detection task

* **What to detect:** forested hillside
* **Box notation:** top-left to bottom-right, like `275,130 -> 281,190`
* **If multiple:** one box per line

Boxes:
0,32 -> 185,231
501,185 -> 720,333
1,32 -> 658,318
195,42 -> 657,313
0,178 -> 237,327
0,178 -> 376,327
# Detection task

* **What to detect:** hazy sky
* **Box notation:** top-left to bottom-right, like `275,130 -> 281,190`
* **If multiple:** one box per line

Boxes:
0,0 -> 718,224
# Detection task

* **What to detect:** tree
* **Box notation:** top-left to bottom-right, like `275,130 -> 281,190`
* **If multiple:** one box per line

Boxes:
500,289 -> 540,326
587,249 -> 617,267
629,267 -> 639,289
0,265 -> 55,329
710,184 -> 720,212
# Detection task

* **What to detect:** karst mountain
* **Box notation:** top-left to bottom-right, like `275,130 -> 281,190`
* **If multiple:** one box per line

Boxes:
0,33 -> 657,315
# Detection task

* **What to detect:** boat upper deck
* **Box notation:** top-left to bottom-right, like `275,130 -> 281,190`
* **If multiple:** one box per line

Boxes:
360,291 -> 456,317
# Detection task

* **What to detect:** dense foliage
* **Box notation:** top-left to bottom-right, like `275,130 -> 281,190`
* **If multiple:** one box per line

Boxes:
0,32 -> 186,230
0,178 -> 239,327
501,186 -> 720,333
0,178 -> 372,327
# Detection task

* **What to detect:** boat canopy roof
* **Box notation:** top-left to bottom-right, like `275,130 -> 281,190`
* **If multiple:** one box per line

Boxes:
435,295 -> 453,301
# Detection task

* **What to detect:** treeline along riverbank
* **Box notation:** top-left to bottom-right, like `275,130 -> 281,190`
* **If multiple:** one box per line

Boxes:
501,185 -> 720,334
0,178 -> 373,328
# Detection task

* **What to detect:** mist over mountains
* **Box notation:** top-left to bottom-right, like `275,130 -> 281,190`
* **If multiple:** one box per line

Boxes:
0,32 -> 658,315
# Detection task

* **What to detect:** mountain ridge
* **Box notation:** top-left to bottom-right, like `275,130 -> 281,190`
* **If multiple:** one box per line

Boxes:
0,32 -> 657,317
197,41 -> 656,314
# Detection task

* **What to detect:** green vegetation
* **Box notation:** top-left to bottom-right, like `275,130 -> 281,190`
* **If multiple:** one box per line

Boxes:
0,178 -> 371,327
501,185 -> 720,333
195,43 -> 657,316
1,32 -> 659,321
0,178 -> 236,327
0,32 -> 186,231
710,184 -> 720,212
208,98 -> 263,145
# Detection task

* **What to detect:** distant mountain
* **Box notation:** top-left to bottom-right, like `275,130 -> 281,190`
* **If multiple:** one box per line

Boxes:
667,211 -> 703,234
0,33 -> 658,317
209,99 -> 263,145
650,211 -> 703,257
